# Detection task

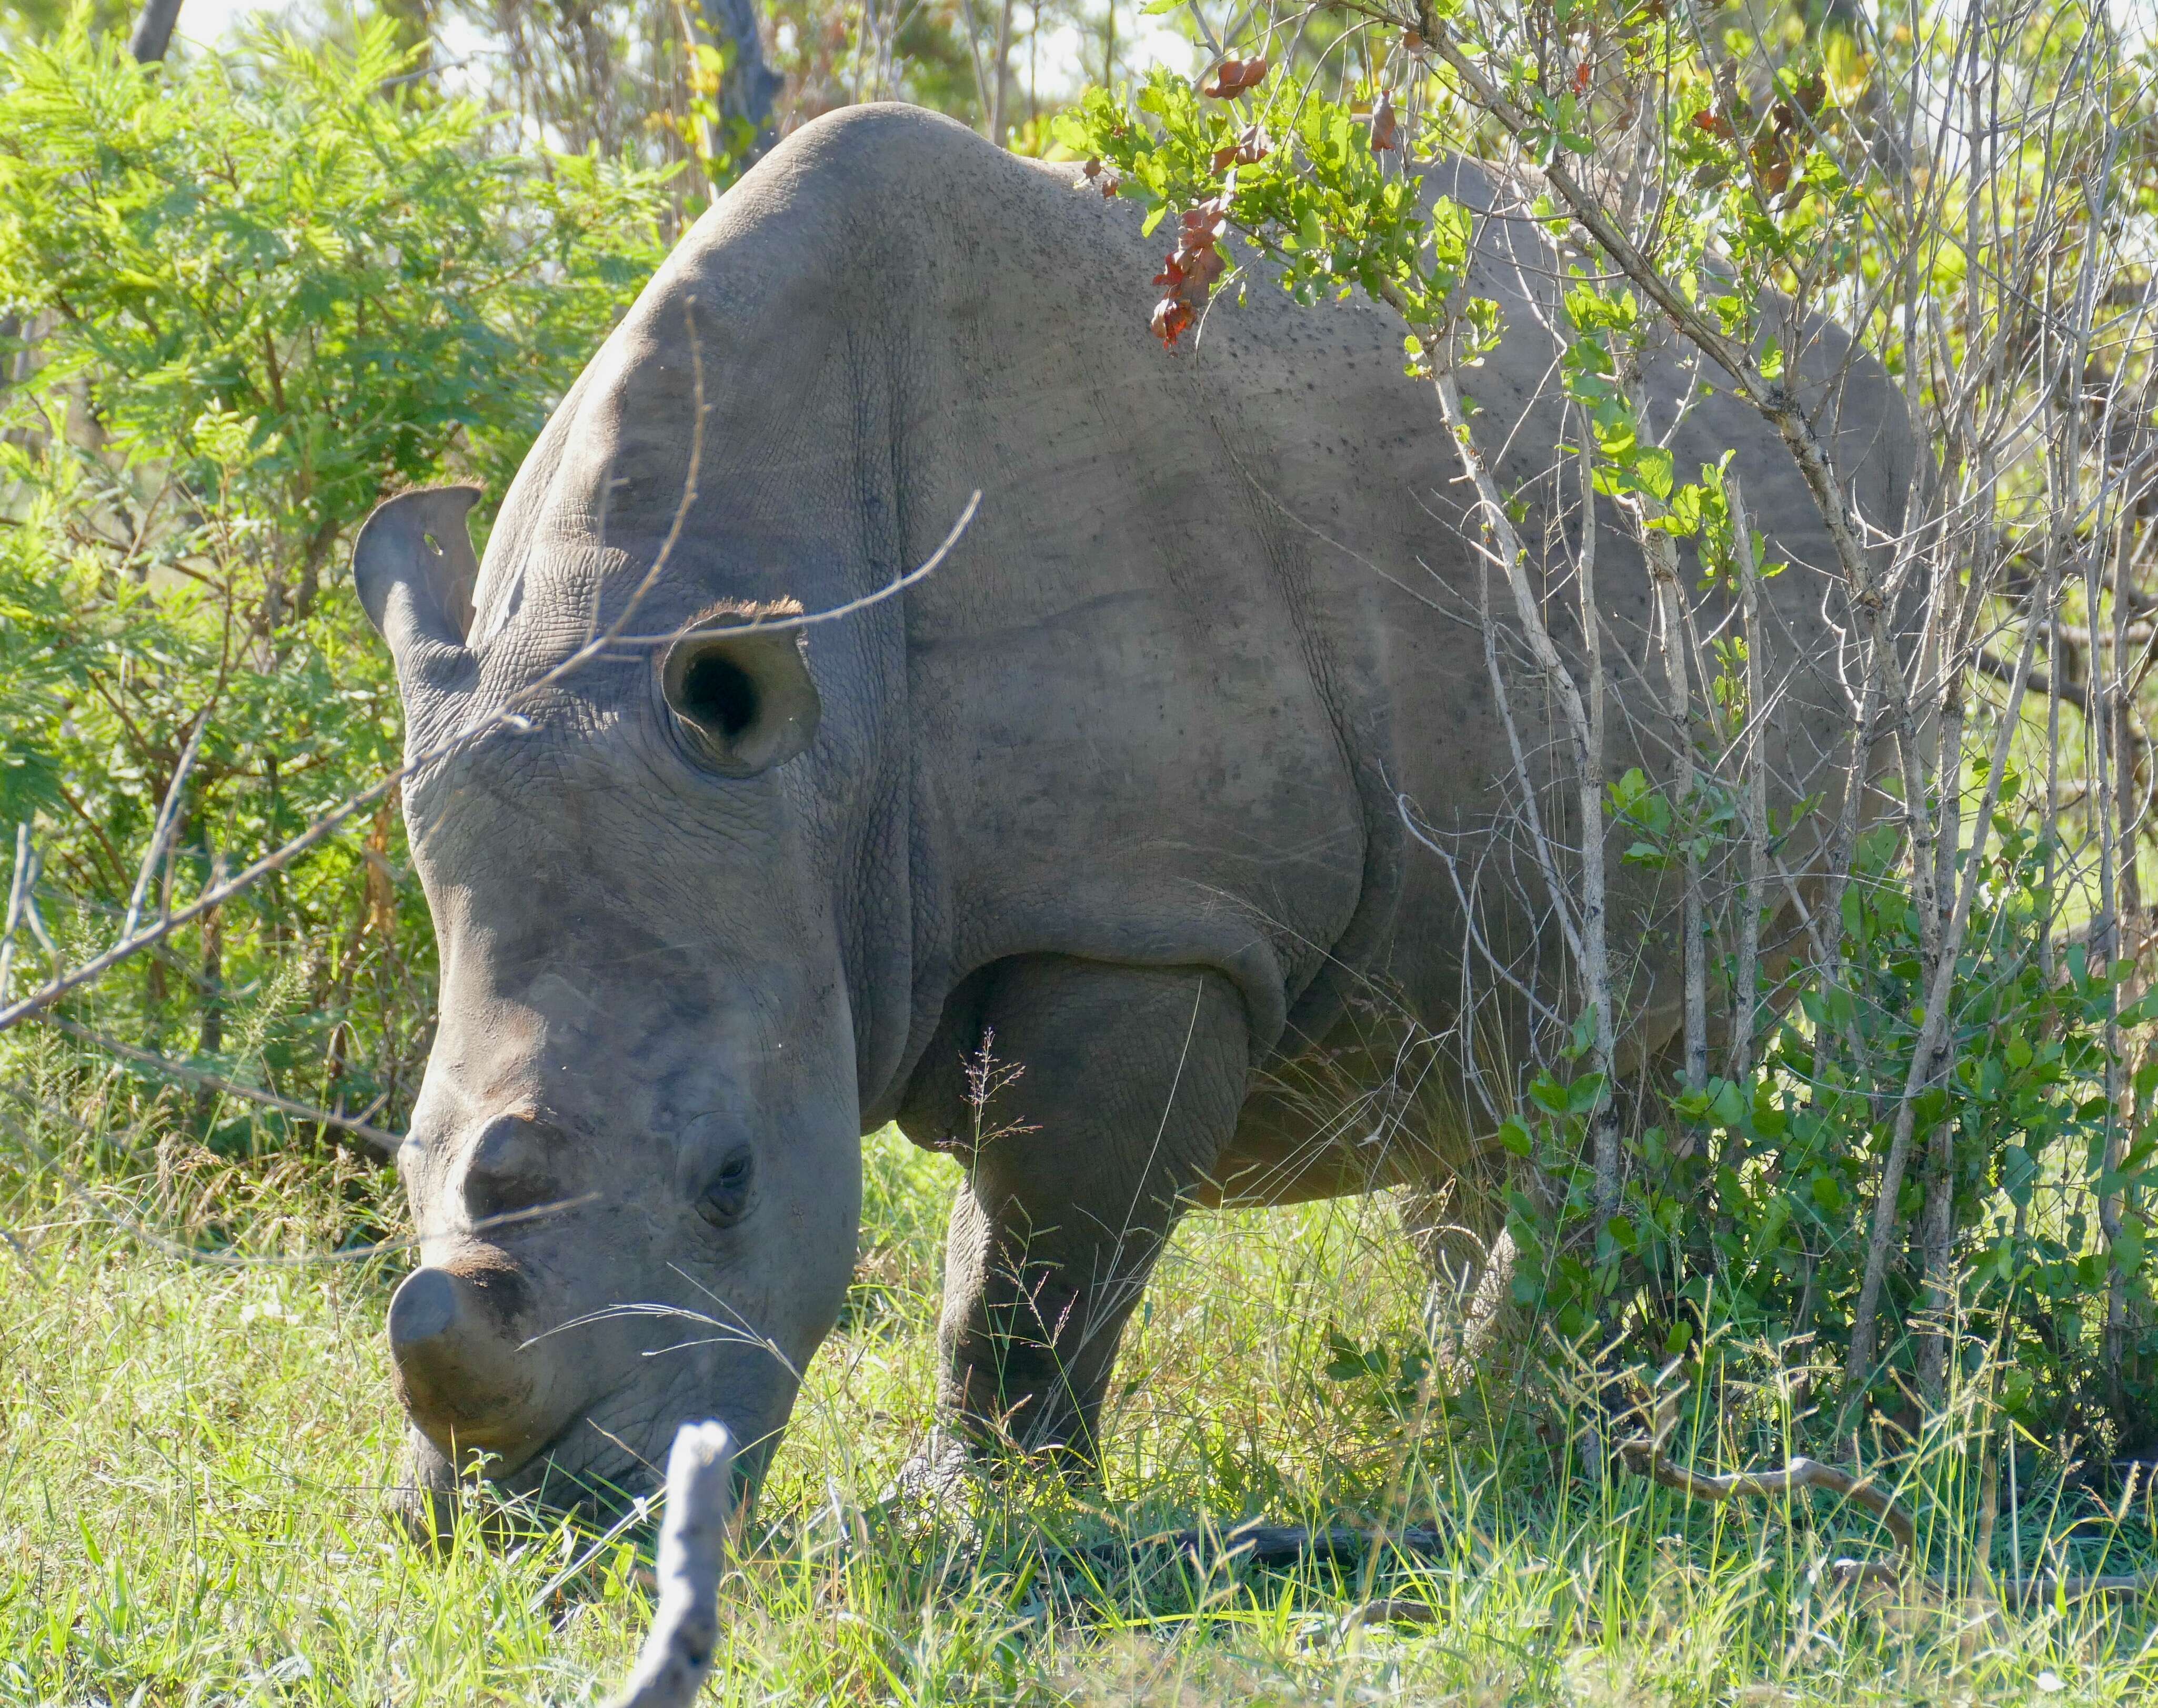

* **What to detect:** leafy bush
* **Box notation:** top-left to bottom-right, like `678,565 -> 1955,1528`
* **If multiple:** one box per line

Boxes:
1505,806 -> 2154,1439
1063,0 -> 2158,1449
0,19 -> 670,1138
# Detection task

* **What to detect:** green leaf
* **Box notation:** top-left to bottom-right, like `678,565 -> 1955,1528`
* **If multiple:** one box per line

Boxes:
1529,1073 -> 1572,1117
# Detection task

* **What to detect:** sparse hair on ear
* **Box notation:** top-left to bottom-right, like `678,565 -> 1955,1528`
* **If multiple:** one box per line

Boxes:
676,595 -> 808,631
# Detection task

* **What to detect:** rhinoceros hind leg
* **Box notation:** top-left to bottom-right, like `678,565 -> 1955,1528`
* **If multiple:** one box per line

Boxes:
1397,1190 -> 1523,1389
915,954 -> 1252,1470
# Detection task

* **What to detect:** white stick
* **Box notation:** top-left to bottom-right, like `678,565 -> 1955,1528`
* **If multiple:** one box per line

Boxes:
603,1421 -> 737,1708
1730,470 -> 1768,1084
123,708 -> 207,942
0,823 -> 27,1001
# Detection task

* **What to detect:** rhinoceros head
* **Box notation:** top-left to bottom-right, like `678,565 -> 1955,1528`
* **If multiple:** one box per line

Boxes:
350,474 -> 866,1524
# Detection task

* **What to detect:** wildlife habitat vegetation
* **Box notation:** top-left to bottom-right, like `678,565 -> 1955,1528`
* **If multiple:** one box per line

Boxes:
9,0 -> 2158,1698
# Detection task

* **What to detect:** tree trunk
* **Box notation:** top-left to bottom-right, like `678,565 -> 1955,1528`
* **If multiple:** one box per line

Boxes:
702,0 -> 782,148
129,0 -> 184,63
989,0 -> 1014,145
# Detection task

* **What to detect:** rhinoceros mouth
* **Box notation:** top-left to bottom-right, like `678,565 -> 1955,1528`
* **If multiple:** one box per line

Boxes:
504,1410 -> 773,1533
393,1418 -> 652,1544
489,1394 -> 658,1506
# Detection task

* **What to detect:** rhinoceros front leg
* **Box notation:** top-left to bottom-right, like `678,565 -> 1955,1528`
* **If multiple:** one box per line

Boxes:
918,955 -> 1252,1469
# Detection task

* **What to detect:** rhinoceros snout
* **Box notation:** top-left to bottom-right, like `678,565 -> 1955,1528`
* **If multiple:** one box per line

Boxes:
389,1262 -> 566,1470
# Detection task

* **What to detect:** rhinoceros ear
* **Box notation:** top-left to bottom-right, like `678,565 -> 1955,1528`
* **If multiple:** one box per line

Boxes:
352,486 -> 484,652
660,624 -> 821,777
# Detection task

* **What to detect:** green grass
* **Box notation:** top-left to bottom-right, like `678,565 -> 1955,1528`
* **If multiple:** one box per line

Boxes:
6,1089 -> 2158,1705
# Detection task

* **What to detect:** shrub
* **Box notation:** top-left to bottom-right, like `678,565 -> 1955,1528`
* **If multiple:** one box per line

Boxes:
0,18 -> 672,1138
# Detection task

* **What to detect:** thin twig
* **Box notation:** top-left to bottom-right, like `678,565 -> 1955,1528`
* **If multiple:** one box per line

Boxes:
0,489 -> 981,1036
33,1014 -> 402,1158
1729,471 -> 1768,1087
1638,509 -> 1707,1094
121,707 -> 206,941
0,823 -> 27,1001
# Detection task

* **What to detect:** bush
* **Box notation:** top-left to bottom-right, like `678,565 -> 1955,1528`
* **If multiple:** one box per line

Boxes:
1064,0 -> 2158,1445
0,18 -> 671,1139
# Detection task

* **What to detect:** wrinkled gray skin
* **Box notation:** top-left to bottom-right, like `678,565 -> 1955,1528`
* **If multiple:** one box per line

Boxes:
355,103 -> 1910,1514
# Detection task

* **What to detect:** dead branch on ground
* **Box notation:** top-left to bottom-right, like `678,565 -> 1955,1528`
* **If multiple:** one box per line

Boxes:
1617,1388 -> 2158,1609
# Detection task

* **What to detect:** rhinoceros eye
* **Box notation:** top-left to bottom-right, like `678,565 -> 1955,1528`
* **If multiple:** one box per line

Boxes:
696,1147 -> 755,1230
660,626 -> 821,778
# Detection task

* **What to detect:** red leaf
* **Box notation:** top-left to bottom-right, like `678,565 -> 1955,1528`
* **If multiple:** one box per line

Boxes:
1201,54 -> 1269,97
1074,156 -> 1121,198
1572,62 -> 1591,95
1152,296 -> 1195,346
1211,123 -> 1270,171
1149,192 -> 1233,348
1370,96 -> 1399,152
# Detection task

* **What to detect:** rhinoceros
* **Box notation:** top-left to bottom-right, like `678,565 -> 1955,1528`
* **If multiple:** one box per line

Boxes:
353,102 -> 1910,1512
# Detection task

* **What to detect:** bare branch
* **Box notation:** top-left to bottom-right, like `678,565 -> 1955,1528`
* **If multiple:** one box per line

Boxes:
1976,646 -> 2093,719
1637,509 -> 1706,1094
34,1013 -> 402,1158
1729,471 -> 1768,1086
1620,1436 -> 1916,1554
0,823 -> 28,1002
121,707 -> 206,943
1618,1400 -> 2158,1605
